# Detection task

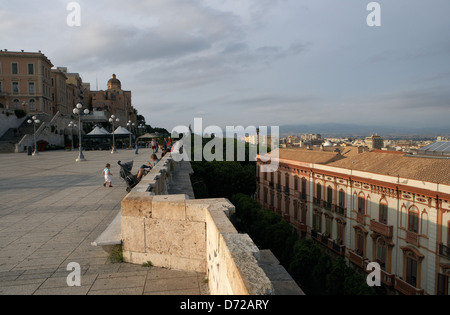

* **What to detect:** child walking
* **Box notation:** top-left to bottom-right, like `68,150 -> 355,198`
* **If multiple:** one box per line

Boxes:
103,163 -> 113,187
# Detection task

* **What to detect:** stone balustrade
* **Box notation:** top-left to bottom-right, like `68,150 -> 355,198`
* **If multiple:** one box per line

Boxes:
120,153 -> 303,295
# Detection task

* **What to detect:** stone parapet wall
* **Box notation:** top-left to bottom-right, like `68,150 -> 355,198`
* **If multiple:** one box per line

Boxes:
121,193 -> 274,295
121,153 -> 301,295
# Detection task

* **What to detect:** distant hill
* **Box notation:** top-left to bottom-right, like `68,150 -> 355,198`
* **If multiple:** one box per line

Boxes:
279,123 -> 450,138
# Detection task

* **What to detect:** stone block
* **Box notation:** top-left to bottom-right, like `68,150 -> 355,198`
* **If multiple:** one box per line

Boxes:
144,218 -> 206,260
121,192 -> 153,218
121,216 -> 145,253
152,195 -> 187,221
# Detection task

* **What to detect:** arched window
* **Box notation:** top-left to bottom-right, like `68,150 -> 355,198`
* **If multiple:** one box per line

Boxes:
376,237 -> 387,270
401,246 -> 424,288
301,178 -> 307,200
13,99 -> 20,109
408,206 -> 419,233
379,198 -> 388,224
316,183 -> 322,200
358,193 -> 365,215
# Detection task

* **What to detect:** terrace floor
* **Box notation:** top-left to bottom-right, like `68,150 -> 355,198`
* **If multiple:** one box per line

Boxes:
0,148 -> 208,295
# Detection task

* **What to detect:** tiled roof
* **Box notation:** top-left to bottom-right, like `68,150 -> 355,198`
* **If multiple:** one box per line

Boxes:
276,148 -> 346,164
328,151 -> 450,185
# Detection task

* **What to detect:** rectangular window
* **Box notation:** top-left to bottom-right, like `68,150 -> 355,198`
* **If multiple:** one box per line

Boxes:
301,206 -> 307,224
337,222 -> 344,243
0,81 -> 2,93
301,178 -> 307,200
293,201 -> 298,220
339,190 -> 345,207
376,243 -> 386,270
313,213 -> 321,231
12,62 -> 18,74
12,82 -> 19,94
325,218 -> 332,237
379,204 -> 388,224
358,196 -> 365,214
28,64 -> 34,75
28,82 -> 35,94
408,211 -> 419,233
406,257 -> 417,287
356,233 -> 364,256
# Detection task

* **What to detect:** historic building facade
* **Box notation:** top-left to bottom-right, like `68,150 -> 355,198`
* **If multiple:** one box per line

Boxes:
90,74 -> 137,127
256,148 -> 450,295
0,50 -> 53,116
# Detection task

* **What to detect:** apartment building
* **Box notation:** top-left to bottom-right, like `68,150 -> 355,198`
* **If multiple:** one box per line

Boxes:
0,50 -> 53,115
256,147 -> 450,295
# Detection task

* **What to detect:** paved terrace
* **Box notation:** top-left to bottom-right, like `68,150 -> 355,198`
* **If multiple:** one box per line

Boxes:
0,149 -> 209,295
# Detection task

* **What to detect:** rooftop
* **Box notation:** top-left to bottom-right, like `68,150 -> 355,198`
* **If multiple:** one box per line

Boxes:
328,151 -> 450,185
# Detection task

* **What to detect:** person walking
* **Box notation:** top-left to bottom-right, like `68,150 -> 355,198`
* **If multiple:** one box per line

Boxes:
103,163 -> 113,187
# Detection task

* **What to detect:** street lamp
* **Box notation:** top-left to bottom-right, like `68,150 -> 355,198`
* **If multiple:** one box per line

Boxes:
68,121 -> 77,151
73,103 -> 90,162
138,124 -> 145,136
127,120 -> 135,149
109,115 -> 120,154
27,116 -> 41,156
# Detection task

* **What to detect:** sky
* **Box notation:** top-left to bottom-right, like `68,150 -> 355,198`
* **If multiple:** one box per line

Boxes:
1,0 -> 450,133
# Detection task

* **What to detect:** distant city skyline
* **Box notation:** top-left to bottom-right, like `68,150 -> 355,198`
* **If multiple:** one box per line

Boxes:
1,0 -> 449,132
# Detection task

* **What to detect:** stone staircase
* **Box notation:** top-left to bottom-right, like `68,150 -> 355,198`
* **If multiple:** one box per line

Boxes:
0,114 -> 51,153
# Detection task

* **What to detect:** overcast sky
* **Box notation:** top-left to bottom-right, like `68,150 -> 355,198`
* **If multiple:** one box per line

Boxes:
1,0 -> 450,132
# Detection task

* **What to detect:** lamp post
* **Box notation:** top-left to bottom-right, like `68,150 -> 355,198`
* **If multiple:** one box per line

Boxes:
109,115 -> 120,154
138,124 -> 145,136
73,103 -> 90,162
68,121 -> 77,151
127,120 -> 135,149
27,116 -> 41,156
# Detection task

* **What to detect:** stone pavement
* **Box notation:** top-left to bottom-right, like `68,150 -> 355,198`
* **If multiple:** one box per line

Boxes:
0,148 -> 209,295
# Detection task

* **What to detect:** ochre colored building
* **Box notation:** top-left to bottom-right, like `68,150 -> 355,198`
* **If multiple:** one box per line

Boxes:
90,74 -> 137,127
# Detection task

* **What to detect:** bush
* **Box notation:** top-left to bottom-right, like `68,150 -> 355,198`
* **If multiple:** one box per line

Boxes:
231,193 -> 376,295
14,109 -> 27,119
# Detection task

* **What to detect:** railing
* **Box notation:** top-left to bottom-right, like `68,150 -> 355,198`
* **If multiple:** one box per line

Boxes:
335,205 -> 346,217
313,197 -> 321,206
356,212 -> 365,225
348,250 -> 365,268
362,261 -> 395,287
406,231 -> 420,247
394,277 -> 424,295
370,219 -> 393,238
323,201 -> 332,211
439,243 -> 450,259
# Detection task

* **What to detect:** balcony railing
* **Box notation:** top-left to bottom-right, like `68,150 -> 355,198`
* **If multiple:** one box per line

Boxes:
362,261 -> 395,287
370,220 -> 393,238
335,205 -> 346,217
356,212 -> 365,225
348,250 -> 365,268
439,243 -> 450,259
313,197 -> 321,206
406,231 -> 420,247
323,201 -> 332,211
394,277 -> 424,295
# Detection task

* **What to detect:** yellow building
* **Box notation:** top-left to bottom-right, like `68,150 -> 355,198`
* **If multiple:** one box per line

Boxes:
0,50 -> 53,116
257,148 -> 450,295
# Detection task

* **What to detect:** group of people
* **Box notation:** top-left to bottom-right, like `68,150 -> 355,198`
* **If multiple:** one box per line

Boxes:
103,137 -> 173,187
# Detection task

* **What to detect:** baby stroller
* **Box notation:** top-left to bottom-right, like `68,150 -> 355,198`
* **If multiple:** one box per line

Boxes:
117,160 -> 140,192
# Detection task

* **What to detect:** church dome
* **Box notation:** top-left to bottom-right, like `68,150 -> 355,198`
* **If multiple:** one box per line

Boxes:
107,74 -> 121,90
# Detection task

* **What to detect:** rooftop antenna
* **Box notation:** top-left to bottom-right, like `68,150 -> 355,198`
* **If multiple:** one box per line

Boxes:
96,75 -> 98,90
